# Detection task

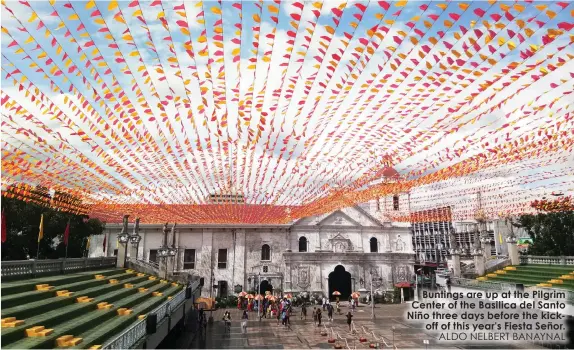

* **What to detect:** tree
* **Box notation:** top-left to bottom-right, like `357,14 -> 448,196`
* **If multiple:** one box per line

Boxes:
515,197 -> 574,256
1,186 -> 104,260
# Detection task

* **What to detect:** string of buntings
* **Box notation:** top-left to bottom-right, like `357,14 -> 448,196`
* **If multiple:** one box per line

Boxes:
1,0 -> 572,223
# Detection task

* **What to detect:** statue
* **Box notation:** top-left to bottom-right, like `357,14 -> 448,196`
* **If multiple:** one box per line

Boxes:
133,217 -> 140,236
170,223 -> 177,247
395,235 -> 405,252
162,223 -> 169,246
121,215 -> 129,235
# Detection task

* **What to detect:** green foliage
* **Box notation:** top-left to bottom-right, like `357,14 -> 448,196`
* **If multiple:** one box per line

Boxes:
1,192 -> 104,260
516,211 -> 574,256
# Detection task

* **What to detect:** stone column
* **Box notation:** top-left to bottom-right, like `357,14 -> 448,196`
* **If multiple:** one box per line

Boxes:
474,253 -> 485,276
483,242 -> 492,259
507,241 -> 519,266
451,253 -> 461,278
117,242 -> 127,268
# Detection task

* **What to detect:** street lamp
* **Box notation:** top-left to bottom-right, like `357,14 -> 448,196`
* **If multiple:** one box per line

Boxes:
130,217 -> 142,259
257,273 -> 261,322
157,246 -> 176,279
117,215 -> 130,267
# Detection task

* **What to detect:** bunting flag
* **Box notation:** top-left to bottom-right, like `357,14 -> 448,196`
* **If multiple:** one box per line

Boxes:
102,233 -> 107,254
38,214 -> 44,242
1,1 -> 572,224
63,219 -> 70,246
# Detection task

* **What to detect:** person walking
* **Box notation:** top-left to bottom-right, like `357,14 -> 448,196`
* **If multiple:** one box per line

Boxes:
241,310 -> 248,334
313,307 -> 318,325
317,308 -> 322,326
327,303 -> 333,322
322,297 -> 326,310
222,311 -> 231,333
346,311 -> 353,332
301,303 -> 307,320
336,300 -> 341,315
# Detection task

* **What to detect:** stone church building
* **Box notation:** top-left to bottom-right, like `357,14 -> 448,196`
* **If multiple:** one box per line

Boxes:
91,203 -> 414,299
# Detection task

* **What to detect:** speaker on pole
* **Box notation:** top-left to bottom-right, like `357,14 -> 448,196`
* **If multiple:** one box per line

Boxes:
146,313 -> 157,334
185,287 -> 192,299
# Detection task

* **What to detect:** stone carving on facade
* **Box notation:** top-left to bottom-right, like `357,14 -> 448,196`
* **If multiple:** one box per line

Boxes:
297,266 -> 311,289
397,265 -> 408,282
328,233 -> 353,252
369,267 -> 384,288
395,234 -> 405,252
334,216 -> 343,225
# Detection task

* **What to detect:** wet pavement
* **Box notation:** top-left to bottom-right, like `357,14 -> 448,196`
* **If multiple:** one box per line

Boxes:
182,303 -> 546,349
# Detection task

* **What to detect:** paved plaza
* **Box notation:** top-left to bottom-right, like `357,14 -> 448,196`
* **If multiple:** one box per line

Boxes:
186,303 -> 543,349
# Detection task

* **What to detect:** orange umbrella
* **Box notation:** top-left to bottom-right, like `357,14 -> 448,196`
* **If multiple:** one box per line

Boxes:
284,293 -> 293,299
332,291 -> 341,296
254,294 -> 264,301
351,292 -> 360,299
246,294 -> 254,299
238,291 -> 247,297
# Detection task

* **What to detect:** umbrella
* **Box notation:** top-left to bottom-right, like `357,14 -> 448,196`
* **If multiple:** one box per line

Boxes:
351,292 -> 361,299
238,291 -> 247,297
332,291 -> 341,296
254,294 -> 264,301
284,293 -> 292,299
246,294 -> 254,299
265,294 -> 274,300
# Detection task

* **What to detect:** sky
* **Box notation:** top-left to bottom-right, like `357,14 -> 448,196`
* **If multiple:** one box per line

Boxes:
1,0 -> 573,221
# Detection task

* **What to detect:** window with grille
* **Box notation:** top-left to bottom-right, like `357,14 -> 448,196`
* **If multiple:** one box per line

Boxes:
263,266 -> 268,273
218,249 -> 227,269
261,244 -> 271,261
184,249 -> 195,269
149,249 -> 157,262
113,249 -> 118,257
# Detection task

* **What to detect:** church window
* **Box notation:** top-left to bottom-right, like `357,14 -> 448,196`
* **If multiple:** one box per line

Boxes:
263,265 -> 268,273
299,236 -> 308,252
261,244 -> 271,261
393,195 -> 399,211
370,237 -> 378,253
184,249 -> 195,269
113,249 -> 118,257
218,249 -> 227,269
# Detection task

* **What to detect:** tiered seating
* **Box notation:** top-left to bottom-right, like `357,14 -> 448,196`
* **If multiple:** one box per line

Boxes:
1,268 -> 183,349
477,265 -> 574,291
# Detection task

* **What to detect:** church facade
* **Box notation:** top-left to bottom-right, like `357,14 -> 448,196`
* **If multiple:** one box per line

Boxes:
91,204 -> 415,299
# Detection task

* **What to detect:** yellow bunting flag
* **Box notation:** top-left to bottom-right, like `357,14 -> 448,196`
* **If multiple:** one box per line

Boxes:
38,214 -> 44,242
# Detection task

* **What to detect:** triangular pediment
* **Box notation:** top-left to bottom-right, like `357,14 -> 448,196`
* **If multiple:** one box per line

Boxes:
316,210 -> 361,227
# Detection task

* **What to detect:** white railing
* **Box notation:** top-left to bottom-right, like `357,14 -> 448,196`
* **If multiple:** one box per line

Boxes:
1,257 -> 117,279
103,288 -> 189,349
520,255 -> 574,265
451,278 -> 574,304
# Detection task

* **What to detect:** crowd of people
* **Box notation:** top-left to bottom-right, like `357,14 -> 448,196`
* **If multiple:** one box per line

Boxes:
223,294 -> 362,334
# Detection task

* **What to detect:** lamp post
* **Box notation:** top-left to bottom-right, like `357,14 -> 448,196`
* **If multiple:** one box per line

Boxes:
130,217 -> 142,260
117,215 -> 130,268
257,272 -> 261,322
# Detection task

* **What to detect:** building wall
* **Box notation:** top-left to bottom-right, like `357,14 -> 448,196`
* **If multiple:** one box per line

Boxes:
92,207 -> 415,298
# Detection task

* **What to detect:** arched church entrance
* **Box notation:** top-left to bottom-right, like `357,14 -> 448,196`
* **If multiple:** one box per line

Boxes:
328,265 -> 352,301
259,280 -> 273,296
